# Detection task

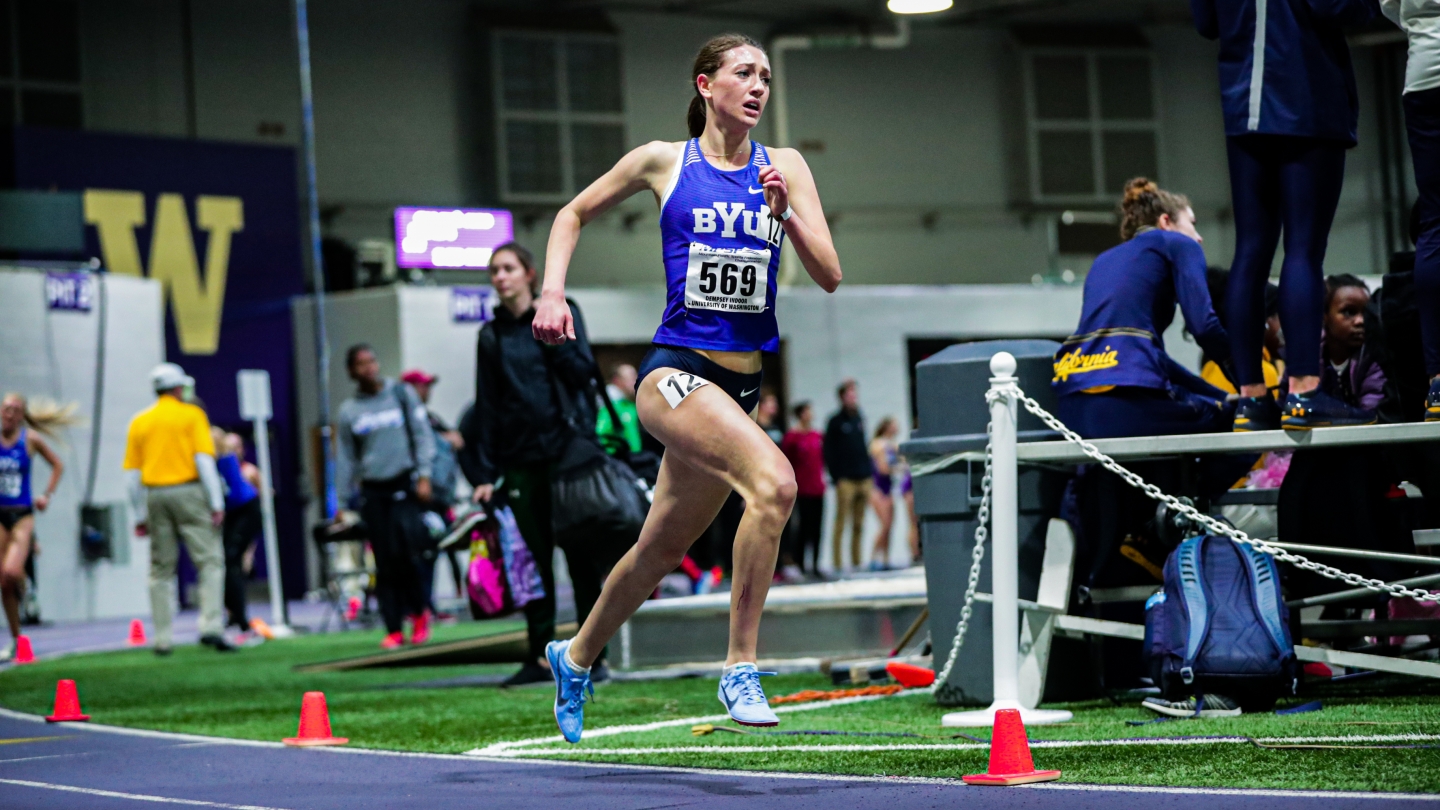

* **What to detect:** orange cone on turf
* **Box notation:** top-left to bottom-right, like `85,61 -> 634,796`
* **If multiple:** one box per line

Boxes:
962,708 -> 1061,786
45,679 -> 90,722
13,635 -> 34,664
127,620 -> 147,646
886,661 -> 936,689
282,692 -> 348,747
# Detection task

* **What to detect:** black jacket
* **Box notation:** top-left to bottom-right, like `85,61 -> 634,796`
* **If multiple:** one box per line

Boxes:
823,408 -> 872,481
462,299 -> 597,485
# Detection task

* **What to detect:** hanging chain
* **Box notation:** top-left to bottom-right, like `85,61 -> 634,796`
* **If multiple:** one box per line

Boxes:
1009,388 -> 1440,603
930,390 -> 1000,691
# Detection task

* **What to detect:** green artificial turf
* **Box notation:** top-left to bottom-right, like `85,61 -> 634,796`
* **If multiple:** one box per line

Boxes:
2,627 -> 1439,793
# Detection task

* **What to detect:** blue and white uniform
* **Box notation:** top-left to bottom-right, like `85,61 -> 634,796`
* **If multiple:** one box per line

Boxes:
639,139 -> 783,413
0,429 -> 33,529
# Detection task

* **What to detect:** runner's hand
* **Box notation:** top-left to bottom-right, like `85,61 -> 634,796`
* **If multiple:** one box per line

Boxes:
532,290 -> 575,345
759,165 -> 789,219
33,493 -> 49,512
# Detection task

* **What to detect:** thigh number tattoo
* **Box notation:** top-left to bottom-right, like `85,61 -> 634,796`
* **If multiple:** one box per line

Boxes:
659,371 -> 709,410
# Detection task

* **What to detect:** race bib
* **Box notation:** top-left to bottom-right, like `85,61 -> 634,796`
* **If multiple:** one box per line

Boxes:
0,473 -> 20,499
684,243 -> 770,313
658,372 -> 709,409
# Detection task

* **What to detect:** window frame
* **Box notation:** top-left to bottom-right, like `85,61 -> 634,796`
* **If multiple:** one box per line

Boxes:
1021,47 -> 1162,204
491,29 -> 626,205
1,0 -> 85,129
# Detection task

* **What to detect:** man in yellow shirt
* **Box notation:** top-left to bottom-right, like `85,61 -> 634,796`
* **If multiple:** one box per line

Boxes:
124,363 -> 233,655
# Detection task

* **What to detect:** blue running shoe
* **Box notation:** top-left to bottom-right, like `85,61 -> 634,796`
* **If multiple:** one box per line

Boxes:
546,639 -> 592,744
718,664 -> 780,727
1427,377 -> 1440,423
1232,395 -> 1280,432
1280,390 -> 1376,430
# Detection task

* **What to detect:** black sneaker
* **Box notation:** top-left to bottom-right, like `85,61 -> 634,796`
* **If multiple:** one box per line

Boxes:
1281,390 -> 1377,430
1141,693 -> 1241,718
199,634 -> 238,652
1232,395 -> 1280,432
591,661 -> 611,684
1427,377 -> 1440,423
154,646 -> 172,657
502,661 -> 552,687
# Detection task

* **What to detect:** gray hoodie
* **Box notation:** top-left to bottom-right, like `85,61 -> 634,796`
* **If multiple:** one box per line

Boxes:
336,380 -> 436,498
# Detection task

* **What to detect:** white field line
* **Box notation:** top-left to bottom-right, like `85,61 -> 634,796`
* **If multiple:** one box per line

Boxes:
487,732 -> 1440,758
0,777 -> 291,809
467,690 -> 919,756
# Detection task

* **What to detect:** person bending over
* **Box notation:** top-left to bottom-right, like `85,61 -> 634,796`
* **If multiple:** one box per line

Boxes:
531,32 -> 842,742
1054,178 -> 1234,438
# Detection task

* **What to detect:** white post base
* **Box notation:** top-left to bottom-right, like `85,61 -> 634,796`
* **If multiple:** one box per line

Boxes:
940,699 -> 1073,727
267,624 -> 297,639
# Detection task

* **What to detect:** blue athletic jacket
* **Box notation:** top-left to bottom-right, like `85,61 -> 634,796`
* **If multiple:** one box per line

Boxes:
1190,0 -> 1377,144
1054,229 -> 1229,396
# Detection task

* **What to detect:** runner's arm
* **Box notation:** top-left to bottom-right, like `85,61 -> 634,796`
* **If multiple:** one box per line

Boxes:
764,148 -> 841,293
29,433 -> 63,510
535,141 -> 681,344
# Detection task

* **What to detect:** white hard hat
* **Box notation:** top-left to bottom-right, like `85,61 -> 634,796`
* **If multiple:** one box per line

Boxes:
151,362 -> 194,392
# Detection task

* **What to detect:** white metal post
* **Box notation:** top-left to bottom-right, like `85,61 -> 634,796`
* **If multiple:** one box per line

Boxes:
942,352 -> 1072,727
238,370 -> 294,638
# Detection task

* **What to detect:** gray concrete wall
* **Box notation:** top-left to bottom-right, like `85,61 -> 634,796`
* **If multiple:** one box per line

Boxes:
71,2 -> 1412,289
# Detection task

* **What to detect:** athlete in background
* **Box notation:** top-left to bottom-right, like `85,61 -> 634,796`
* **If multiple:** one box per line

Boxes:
0,394 -> 71,662
1190,0 -> 1377,429
532,33 -> 842,742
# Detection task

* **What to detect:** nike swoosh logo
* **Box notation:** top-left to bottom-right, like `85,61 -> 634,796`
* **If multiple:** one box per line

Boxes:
747,187 -> 764,194
741,387 -> 759,397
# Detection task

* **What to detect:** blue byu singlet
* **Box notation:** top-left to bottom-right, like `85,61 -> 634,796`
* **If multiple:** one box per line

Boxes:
653,139 -> 785,353
0,429 -> 32,509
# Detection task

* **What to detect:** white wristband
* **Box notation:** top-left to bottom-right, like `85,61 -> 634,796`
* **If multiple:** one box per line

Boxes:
778,205 -> 793,222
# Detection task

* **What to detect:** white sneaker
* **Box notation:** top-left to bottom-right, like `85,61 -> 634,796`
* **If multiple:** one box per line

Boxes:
780,565 -> 805,584
717,664 -> 780,727
0,641 -> 13,663
1141,694 -> 1241,718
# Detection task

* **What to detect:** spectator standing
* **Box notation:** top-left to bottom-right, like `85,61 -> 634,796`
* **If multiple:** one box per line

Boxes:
868,417 -> 900,572
781,401 -> 825,577
337,346 -> 437,650
401,368 -> 466,608
824,379 -> 872,573
1380,0 -> 1440,420
214,429 -> 260,636
596,364 -> 643,454
464,242 -> 612,685
124,363 -> 233,654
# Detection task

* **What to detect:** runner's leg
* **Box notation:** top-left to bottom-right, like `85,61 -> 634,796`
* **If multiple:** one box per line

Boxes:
0,520 -> 25,640
567,368 -> 796,668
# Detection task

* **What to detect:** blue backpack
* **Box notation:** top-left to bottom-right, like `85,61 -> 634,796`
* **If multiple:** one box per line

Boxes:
1144,535 -> 1297,710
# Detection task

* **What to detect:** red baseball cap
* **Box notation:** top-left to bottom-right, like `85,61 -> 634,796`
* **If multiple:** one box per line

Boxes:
400,369 -> 437,386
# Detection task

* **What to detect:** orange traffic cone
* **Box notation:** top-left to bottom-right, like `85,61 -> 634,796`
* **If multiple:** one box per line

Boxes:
282,692 -> 348,747
885,661 -> 936,689
13,635 -> 34,664
962,708 -> 1061,786
127,620 -> 147,646
45,680 -> 90,722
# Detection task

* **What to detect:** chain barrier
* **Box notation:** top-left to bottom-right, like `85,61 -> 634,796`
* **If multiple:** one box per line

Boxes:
926,381 -> 1439,695
929,391 -> 998,692
1011,387 -> 1440,603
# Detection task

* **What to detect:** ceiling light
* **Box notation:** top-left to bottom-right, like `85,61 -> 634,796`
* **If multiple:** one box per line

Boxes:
888,0 -> 954,13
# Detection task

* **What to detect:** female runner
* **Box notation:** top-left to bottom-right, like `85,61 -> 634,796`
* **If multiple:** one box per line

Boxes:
533,33 -> 841,742
0,394 -> 70,661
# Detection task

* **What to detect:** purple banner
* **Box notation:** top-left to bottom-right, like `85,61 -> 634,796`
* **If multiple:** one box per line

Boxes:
450,287 -> 497,323
44,271 -> 94,312
395,207 -> 513,269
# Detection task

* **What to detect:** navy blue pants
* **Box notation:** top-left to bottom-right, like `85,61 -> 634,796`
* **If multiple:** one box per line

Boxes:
1225,135 -> 1347,383
1405,87 -> 1440,378
1057,383 -> 1233,441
